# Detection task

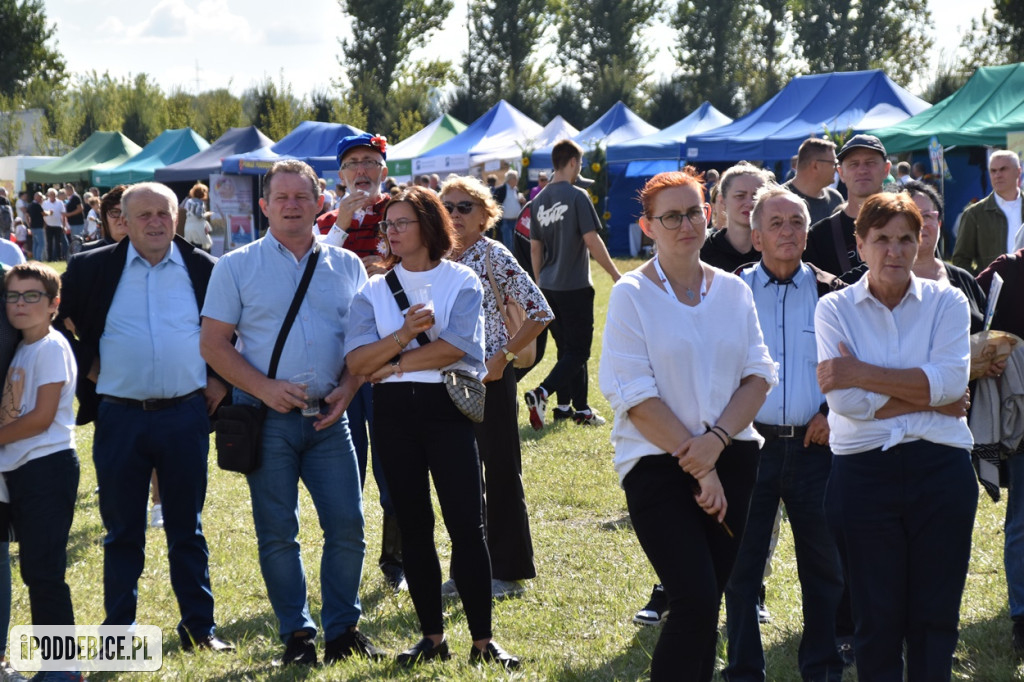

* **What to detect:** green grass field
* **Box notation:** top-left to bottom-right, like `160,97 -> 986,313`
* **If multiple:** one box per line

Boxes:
11,257 -> 1024,680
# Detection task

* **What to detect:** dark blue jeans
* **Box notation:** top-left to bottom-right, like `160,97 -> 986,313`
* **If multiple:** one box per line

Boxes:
624,442 -> 759,682
93,395 -> 216,643
826,441 -> 977,682
6,449 -> 79,626
724,438 -> 844,682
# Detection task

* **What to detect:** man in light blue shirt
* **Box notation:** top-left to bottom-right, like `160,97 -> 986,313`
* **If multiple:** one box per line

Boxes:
58,181 -> 233,652
200,160 -> 378,667
725,186 -> 846,682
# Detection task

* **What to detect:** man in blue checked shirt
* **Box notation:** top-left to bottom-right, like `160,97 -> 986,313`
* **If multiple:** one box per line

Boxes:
724,186 -> 847,682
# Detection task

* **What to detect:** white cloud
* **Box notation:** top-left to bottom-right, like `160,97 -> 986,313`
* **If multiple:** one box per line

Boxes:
96,0 -> 264,45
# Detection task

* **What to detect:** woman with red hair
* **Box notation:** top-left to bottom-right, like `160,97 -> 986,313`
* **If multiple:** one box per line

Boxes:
599,169 -> 777,681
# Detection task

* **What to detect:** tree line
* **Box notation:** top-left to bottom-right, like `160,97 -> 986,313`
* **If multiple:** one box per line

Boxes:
1,0 -> 1022,156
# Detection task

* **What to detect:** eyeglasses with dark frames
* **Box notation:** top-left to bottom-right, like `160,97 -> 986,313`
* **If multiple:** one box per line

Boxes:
650,205 -> 709,230
378,218 -> 419,234
4,290 -> 49,304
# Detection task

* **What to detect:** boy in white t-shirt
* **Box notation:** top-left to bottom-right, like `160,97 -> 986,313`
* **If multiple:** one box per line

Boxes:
0,262 -> 80,679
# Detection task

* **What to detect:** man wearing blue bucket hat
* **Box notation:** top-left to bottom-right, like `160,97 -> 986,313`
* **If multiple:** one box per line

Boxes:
317,133 -> 406,594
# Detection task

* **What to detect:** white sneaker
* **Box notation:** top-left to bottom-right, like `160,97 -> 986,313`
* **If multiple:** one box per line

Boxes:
150,503 -> 164,528
524,388 -> 547,430
0,660 -> 28,681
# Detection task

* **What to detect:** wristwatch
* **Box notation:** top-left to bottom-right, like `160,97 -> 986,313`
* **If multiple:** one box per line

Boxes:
502,346 -> 517,362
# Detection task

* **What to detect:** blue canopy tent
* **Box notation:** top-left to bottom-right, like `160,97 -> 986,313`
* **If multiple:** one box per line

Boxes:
686,70 -> 930,166
155,126 -> 273,183
604,103 -> 734,256
529,101 -> 658,170
221,121 -> 364,176
92,128 -> 209,186
413,100 -> 543,174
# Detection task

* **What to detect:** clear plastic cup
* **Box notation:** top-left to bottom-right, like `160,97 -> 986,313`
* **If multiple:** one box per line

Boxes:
289,371 -> 319,417
407,284 -> 434,314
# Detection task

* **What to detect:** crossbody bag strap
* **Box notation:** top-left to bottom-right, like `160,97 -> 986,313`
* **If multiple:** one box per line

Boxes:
385,268 -> 431,347
256,243 -> 320,419
483,240 -> 513,329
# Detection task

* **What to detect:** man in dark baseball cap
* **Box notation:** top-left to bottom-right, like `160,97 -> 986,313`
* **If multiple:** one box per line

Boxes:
804,134 -> 892,276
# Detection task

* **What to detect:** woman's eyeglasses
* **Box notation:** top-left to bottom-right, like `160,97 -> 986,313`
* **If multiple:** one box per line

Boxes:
4,290 -> 48,304
378,218 -> 419,234
650,205 -> 709,230
442,201 -> 479,215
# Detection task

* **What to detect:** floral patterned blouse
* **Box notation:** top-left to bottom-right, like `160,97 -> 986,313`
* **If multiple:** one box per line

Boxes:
454,237 -> 554,357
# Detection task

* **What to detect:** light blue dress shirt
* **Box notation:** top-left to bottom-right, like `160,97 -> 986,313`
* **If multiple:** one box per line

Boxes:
739,261 -> 825,427
97,242 -> 206,400
202,232 -> 367,399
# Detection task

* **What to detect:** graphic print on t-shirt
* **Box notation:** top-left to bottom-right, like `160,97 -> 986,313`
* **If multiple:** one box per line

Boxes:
0,367 -> 25,426
536,202 -> 568,226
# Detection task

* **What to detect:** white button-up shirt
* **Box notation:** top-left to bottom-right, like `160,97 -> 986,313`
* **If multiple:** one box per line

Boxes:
814,274 -> 973,455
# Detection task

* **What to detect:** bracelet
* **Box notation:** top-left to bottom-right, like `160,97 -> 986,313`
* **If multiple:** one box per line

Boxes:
711,425 -> 732,445
707,429 -> 728,449
392,331 -> 407,349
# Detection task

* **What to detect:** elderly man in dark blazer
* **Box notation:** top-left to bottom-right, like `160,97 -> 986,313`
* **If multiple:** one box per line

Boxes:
57,181 -> 233,652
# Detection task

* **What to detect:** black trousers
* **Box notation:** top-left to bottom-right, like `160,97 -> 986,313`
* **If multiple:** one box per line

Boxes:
624,443 -> 759,682
473,363 -> 535,580
373,381 -> 493,640
539,286 -> 594,410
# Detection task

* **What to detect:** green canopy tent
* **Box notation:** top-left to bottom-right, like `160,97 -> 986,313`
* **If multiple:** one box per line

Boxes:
24,131 -> 142,185
871,63 -> 1024,152
92,128 -> 209,186
386,114 -> 467,179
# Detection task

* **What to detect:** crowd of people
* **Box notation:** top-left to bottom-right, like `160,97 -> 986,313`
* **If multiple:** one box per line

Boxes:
0,129 -> 1021,681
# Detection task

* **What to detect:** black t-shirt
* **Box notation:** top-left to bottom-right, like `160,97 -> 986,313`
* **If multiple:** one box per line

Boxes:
804,211 -> 862,277
699,228 -> 759,273
26,202 -> 45,229
66,194 -> 84,226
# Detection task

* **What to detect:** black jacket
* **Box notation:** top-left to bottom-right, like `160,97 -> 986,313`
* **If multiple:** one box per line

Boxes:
57,236 -> 218,425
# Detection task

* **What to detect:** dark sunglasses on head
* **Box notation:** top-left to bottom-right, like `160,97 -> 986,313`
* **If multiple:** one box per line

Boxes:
442,201 -> 478,215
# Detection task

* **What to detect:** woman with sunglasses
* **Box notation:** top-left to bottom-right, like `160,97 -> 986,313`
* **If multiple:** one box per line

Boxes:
345,186 -> 520,670
439,175 -> 552,599
599,169 -> 776,681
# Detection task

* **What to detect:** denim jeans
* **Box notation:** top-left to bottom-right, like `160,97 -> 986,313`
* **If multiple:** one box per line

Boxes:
826,441 -> 977,681
6,449 -> 79,627
244,399 -> 365,642
1005,454 -> 1024,620
94,395 -> 216,642
724,438 -> 844,682
501,218 -> 517,250
30,227 -> 45,260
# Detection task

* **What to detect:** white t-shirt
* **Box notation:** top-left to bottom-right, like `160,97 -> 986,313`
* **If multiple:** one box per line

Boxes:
42,199 -> 65,228
0,329 -> 77,471
345,261 -> 487,383
501,184 -> 521,219
599,268 -> 779,484
995,190 -> 1024,254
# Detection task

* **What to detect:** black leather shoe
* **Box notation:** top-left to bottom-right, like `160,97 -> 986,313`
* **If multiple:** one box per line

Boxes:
396,637 -> 450,667
181,634 -> 236,653
469,640 -> 520,670
282,632 -> 317,666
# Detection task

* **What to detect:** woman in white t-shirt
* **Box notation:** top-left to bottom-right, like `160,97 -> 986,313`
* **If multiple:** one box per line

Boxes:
599,169 -> 776,682
182,183 -> 212,252
345,186 -> 520,670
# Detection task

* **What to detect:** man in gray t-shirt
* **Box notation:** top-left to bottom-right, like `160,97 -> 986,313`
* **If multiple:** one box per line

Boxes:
783,137 -> 844,225
526,139 -> 620,430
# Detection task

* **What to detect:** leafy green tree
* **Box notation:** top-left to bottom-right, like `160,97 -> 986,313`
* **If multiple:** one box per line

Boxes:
195,89 -> 243,141
0,0 -> 67,96
122,74 -> 167,145
166,87 -> 198,130
68,71 -> 125,144
793,0 -> 933,87
336,0 -> 454,133
242,77 -> 300,141
333,93 -> 369,130
955,2 -> 1024,70
0,93 -> 24,155
307,89 -> 336,122
541,83 -> 587,129
463,0 -> 550,120
553,0 -> 659,116
642,78 -> 691,128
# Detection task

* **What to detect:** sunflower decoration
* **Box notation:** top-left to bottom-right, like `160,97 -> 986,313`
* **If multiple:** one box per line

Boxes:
603,211 -> 611,221
584,143 -> 609,231
591,162 -> 601,173
522,157 -> 530,167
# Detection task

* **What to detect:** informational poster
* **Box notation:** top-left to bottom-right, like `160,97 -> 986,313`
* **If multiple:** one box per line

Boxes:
208,173 -> 255,255
1007,132 -> 1024,166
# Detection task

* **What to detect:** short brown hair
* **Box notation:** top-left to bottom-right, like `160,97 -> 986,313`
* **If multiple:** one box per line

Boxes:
796,138 -> 836,169
264,160 -> 320,200
551,139 -> 583,171
6,261 -> 61,300
638,167 -> 706,219
100,185 -> 127,238
854,192 -> 922,240
189,182 -> 209,200
382,186 -> 455,267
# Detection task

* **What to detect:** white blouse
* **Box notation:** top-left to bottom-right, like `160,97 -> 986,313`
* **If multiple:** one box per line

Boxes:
599,267 -> 778,484
814,274 -> 973,455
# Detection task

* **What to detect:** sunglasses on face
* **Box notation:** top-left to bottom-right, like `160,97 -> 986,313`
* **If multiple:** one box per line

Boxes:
442,201 -> 478,215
